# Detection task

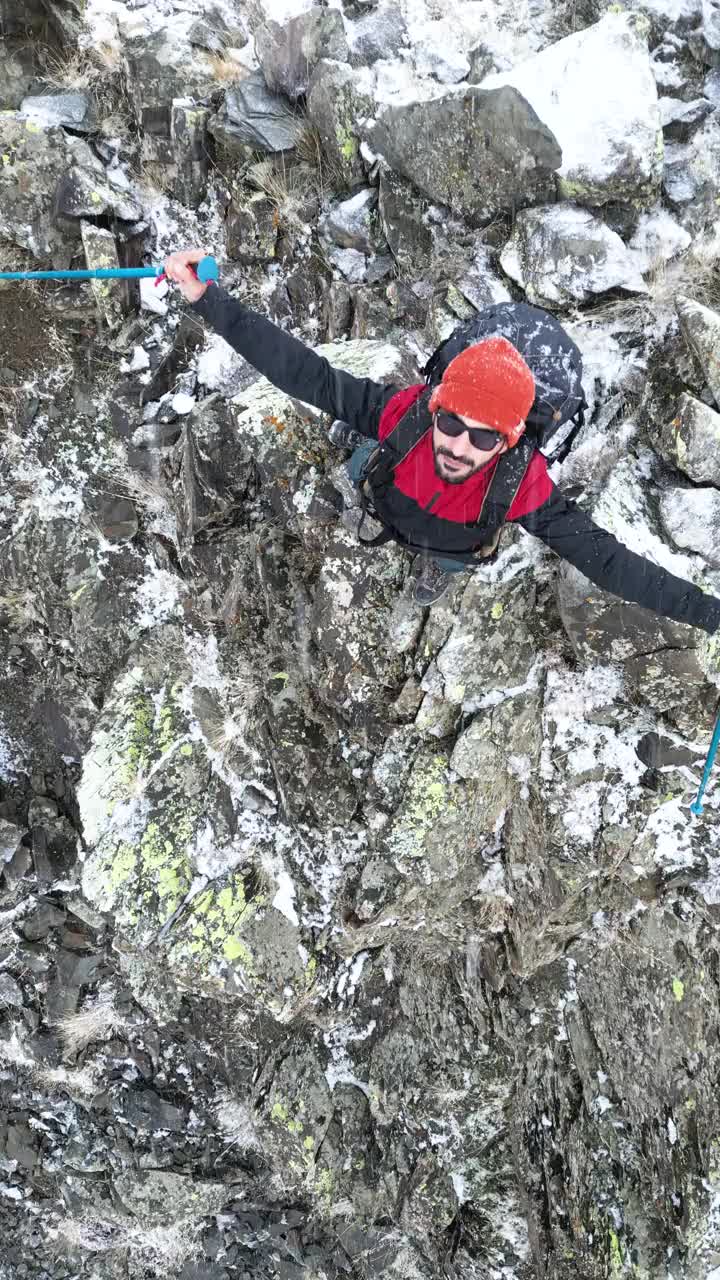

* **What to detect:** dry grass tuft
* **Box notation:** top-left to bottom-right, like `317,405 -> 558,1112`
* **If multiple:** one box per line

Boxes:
40,41 -> 123,90
295,121 -> 347,195
214,1091 -> 261,1153
55,1215 -> 202,1272
60,989 -> 124,1055
204,50 -> 249,84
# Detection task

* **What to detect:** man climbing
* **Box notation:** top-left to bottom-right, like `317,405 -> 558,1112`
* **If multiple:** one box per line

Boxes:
163,248 -> 720,647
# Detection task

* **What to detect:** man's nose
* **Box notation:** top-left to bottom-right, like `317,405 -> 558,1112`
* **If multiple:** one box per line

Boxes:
446,431 -> 470,455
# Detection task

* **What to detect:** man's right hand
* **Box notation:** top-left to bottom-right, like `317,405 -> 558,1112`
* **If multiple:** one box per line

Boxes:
162,248 -> 210,304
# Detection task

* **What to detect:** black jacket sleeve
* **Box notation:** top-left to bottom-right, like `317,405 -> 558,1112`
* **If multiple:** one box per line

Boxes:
190,284 -> 396,439
517,485 -> 720,635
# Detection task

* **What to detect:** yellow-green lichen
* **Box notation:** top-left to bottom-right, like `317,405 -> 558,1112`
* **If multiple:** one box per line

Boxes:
672,977 -> 685,1002
168,875 -> 262,974
608,1228 -> 623,1277
387,753 -> 456,860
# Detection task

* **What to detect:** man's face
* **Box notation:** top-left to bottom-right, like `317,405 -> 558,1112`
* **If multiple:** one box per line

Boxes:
432,412 -> 509,485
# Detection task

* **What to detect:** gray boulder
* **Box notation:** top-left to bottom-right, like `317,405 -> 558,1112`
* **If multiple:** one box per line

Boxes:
122,30 -> 219,158
500,203 -> 648,309
307,59 -> 374,190
378,168 -> 433,277
347,5 -> 408,66
659,94 -> 714,138
657,392 -> 720,484
257,7 -> 349,100
0,114 -> 140,259
20,92 -> 96,133
659,486 -> 720,567
663,113 -> 720,232
210,70 -> 303,155
554,453 -> 712,717
321,187 -> 378,253
481,13 -> 663,208
170,98 -> 211,209
226,191 -> 279,263
675,294 -> 720,408
365,84 -> 561,223
0,42 -> 44,109
80,222 -> 124,331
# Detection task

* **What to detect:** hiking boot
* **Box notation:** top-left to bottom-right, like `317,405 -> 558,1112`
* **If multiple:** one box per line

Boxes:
413,558 -> 453,606
328,419 -> 366,451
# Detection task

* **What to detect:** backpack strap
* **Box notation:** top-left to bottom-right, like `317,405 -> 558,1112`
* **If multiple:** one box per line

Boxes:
361,391 -> 433,498
473,435 -> 535,536
544,396 -> 588,466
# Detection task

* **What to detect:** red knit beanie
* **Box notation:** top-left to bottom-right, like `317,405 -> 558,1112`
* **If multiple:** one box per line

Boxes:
428,337 -> 535,448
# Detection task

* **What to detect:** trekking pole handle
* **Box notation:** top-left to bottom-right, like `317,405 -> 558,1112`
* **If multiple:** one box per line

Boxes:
0,255 -> 219,283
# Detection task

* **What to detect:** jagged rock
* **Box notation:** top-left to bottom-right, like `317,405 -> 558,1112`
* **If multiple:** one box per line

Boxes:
663,113 -> 720,231
80,222 -> 124,330
659,94 -> 714,137
188,6 -> 247,53
0,974 -> 23,1007
321,187 -> 378,254
413,40 -> 470,85
256,7 -> 349,100
0,0 -> 83,40
171,98 -> 210,209
113,1169 -> 225,1225
627,203 -> 692,273
350,287 -> 395,337
208,70 -> 304,155
675,294 -> 720,408
482,13 -> 663,208
365,84 -> 561,223
307,59 -> 374,190
347,4 -> 408,66
455,239 -> 512,309
555,454 -> 713,718
55,146 -> 143,223
657,392 -> 720,484
78,646 -> 305,1010
20,92 -> 97,133
122,30 -> 220,165
169,398 -> 256,549
324,244 -> 368,282
324,278 -> 354,338
226,191 -> 278,263
378,169 -> 433,277
659,485 -> 720,567
0,41 -> 44,109
0,114 -> 138,259
500,203 -> 648,309
0,817 -> 25,863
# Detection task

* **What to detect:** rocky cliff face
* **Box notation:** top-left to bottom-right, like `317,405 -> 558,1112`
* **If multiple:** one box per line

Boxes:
2,2 -> 720,1278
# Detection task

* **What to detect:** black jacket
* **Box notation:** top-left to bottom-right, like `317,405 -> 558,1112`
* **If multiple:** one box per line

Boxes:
191,285 -> 720,635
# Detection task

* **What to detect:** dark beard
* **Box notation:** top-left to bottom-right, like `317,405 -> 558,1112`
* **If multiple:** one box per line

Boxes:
433,444 -> 480,486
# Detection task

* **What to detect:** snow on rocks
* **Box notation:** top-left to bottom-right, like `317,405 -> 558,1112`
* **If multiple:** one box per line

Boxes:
663,114 -> 720,231
364,83 -> 561,222
500,204 -> 648,309
657,392 -> 720,484
659,486 -> 720,567
675,294 -> 720,408
481,12 -> 663,208
627,204 -> 692,274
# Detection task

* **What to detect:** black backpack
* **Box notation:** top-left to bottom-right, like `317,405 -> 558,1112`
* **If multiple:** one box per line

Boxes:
423,300 -> 588,465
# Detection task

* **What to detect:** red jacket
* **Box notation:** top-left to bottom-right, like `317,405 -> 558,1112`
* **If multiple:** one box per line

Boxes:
380,385 -> 553,524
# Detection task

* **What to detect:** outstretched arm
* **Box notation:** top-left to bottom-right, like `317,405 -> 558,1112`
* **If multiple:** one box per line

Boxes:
517,486 -> 720,634
162,250 -> 395,439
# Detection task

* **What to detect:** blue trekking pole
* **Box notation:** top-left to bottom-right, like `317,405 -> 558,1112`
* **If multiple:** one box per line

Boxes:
690,702 -> 720,816
0,255 -> 219,285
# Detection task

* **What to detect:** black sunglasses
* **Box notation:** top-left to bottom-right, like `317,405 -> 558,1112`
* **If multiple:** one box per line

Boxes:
433,411 -> 503,452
